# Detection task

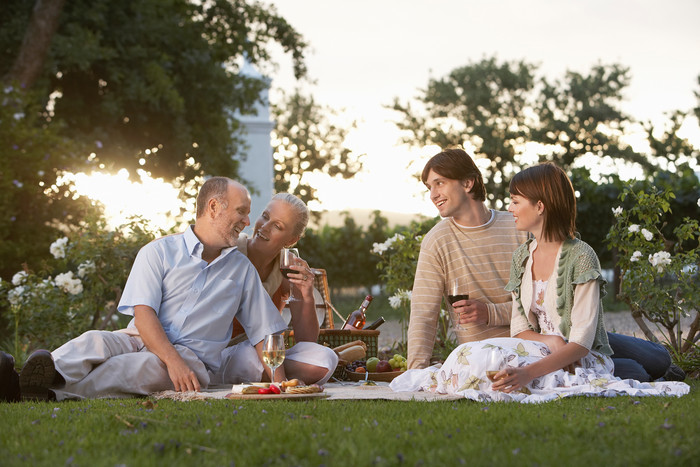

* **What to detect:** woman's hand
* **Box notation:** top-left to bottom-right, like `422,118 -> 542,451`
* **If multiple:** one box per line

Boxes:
286,257 -> 315,301
490,366 -> 533,394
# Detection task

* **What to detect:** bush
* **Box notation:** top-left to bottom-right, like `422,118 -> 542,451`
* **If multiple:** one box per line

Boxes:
0,214 -> 164,361
371,220 -> 456,358
606,185 -> 700,372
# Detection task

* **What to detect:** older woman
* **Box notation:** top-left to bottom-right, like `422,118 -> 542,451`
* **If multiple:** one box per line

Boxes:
215,193 -> 337,385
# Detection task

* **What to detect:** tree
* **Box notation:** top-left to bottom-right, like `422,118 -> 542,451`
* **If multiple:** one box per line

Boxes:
0,86 -> 93,281
645,110 -> 699,167
3,0 -> 66,88
272,89 -> 362,211
532,63 -> 652,171
694,74 -> 700,122
392,57 -> 536,204
0,0 -> 308,278
393,57 -> 648,202
1,0 -> 308,182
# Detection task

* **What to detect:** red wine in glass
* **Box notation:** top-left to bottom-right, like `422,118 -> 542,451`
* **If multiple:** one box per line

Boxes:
280,268 -> 294,279
448,293 -> 469,305
280,248 -> 299,299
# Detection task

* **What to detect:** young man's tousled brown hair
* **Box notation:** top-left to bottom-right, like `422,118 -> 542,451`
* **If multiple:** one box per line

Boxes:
421,148 -> 486,202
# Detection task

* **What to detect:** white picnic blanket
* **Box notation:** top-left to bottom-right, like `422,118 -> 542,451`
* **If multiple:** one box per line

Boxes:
151,381 -> 463,402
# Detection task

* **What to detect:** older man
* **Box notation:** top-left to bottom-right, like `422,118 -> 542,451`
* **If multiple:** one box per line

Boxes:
2,177 -> 287,401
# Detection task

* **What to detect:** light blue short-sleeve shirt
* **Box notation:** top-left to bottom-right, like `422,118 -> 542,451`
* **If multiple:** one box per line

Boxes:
118,226 -> 286,373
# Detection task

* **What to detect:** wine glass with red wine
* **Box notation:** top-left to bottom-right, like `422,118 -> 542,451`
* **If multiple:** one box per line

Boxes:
280,248 -> 299,300
448,278 -> 469,330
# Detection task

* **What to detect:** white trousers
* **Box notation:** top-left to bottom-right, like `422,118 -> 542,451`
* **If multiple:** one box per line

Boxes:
50,330 -> 338,400
212,340 -> 338,385
51,330 -> 210,401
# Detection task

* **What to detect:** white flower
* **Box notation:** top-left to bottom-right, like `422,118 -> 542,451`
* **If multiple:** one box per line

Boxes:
388,289 -> 412,309
54,271 -> 83,295
7,286 -> 25,306
11,271 -> 27,286
641,228 -> 653,241
372,233 -> 405,255
50,237 -> 69,259
628,224 -> 640,233
648,251 -> 672,273
630,251 -> 643,262
13,112 -> 24,120
388,294 -> 402,309
77,261 -> 95,278
612,206 -> 623,217
697,198 -> 700,208
371,242 -> 389,255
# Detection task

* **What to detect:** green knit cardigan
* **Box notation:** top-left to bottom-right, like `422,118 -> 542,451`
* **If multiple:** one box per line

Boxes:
505,236 -> 613,356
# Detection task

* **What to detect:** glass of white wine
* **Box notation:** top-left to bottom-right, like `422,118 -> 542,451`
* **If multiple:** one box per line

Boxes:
262,333 -> 286,384
484,347 -> 506,383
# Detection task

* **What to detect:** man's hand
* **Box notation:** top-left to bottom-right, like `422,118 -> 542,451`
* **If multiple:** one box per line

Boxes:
134,305 -> 202,392
454,299 -> 488,325
166,355 -> 201,392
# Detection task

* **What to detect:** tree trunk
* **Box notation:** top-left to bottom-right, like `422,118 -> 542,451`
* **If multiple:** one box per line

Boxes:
3,0 -> 66,88
681,310 -> 699,353
630,309 -> 661,344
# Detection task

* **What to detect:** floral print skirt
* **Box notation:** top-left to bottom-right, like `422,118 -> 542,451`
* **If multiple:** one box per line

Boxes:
391,338 -> 689,403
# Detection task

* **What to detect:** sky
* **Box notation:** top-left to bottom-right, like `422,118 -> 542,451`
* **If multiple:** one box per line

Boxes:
73,1 -> 700,229
263,0 -> 700,217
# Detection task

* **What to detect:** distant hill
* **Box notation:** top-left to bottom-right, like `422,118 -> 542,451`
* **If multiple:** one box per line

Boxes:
309,208 -> 434,229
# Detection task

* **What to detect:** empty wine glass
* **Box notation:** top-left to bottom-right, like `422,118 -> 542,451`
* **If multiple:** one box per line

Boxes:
262,333 -> 286,384
280,248 -> 299,300
448,278 -> 469,330
484,347 -> 505,383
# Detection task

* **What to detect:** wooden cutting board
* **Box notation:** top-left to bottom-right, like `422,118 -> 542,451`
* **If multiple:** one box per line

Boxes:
224,391 -> 330,401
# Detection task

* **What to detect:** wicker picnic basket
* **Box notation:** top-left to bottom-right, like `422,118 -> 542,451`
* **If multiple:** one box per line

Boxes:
284,329 -> 379,381
285,329 -> 379,358
318,329 -> 379,358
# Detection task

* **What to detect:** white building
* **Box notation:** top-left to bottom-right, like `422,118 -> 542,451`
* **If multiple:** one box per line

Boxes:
234,61 -> 275,234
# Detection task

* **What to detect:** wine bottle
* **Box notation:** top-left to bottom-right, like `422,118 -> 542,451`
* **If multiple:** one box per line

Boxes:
364,316 -> 385,330
342,295 -> 373,330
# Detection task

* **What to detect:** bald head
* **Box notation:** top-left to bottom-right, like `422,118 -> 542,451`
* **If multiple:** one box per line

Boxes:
196,177 -> 248,218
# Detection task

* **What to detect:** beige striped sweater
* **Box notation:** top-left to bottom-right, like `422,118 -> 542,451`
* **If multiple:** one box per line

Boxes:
407,210 -> 527,369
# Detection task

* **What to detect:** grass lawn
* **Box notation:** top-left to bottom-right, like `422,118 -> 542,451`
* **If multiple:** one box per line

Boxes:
1,381 -> 697,466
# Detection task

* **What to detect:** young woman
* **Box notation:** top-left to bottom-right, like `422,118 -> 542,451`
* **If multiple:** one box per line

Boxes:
492,163 -> 613,393
391,164 -> 688,402
216,193 -> 337,385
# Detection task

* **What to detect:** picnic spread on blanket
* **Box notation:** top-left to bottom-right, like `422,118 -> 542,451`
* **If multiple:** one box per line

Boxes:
151,331 -> 690,403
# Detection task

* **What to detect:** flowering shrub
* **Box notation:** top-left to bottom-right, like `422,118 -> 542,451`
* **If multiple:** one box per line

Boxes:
372,222 -> 457,358
0,214 -> 163,357
606,186 -> 700,362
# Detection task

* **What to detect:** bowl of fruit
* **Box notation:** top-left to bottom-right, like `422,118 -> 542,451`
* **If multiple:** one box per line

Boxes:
345,354 -> 407,382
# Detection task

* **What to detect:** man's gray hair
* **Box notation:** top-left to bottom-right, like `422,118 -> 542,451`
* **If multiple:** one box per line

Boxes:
196,177 -> 233,218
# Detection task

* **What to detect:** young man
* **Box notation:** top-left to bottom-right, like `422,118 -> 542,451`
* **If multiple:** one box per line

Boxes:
408,148 -> 527,369
2,177 -> 288,401
408,148 -> 681,383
